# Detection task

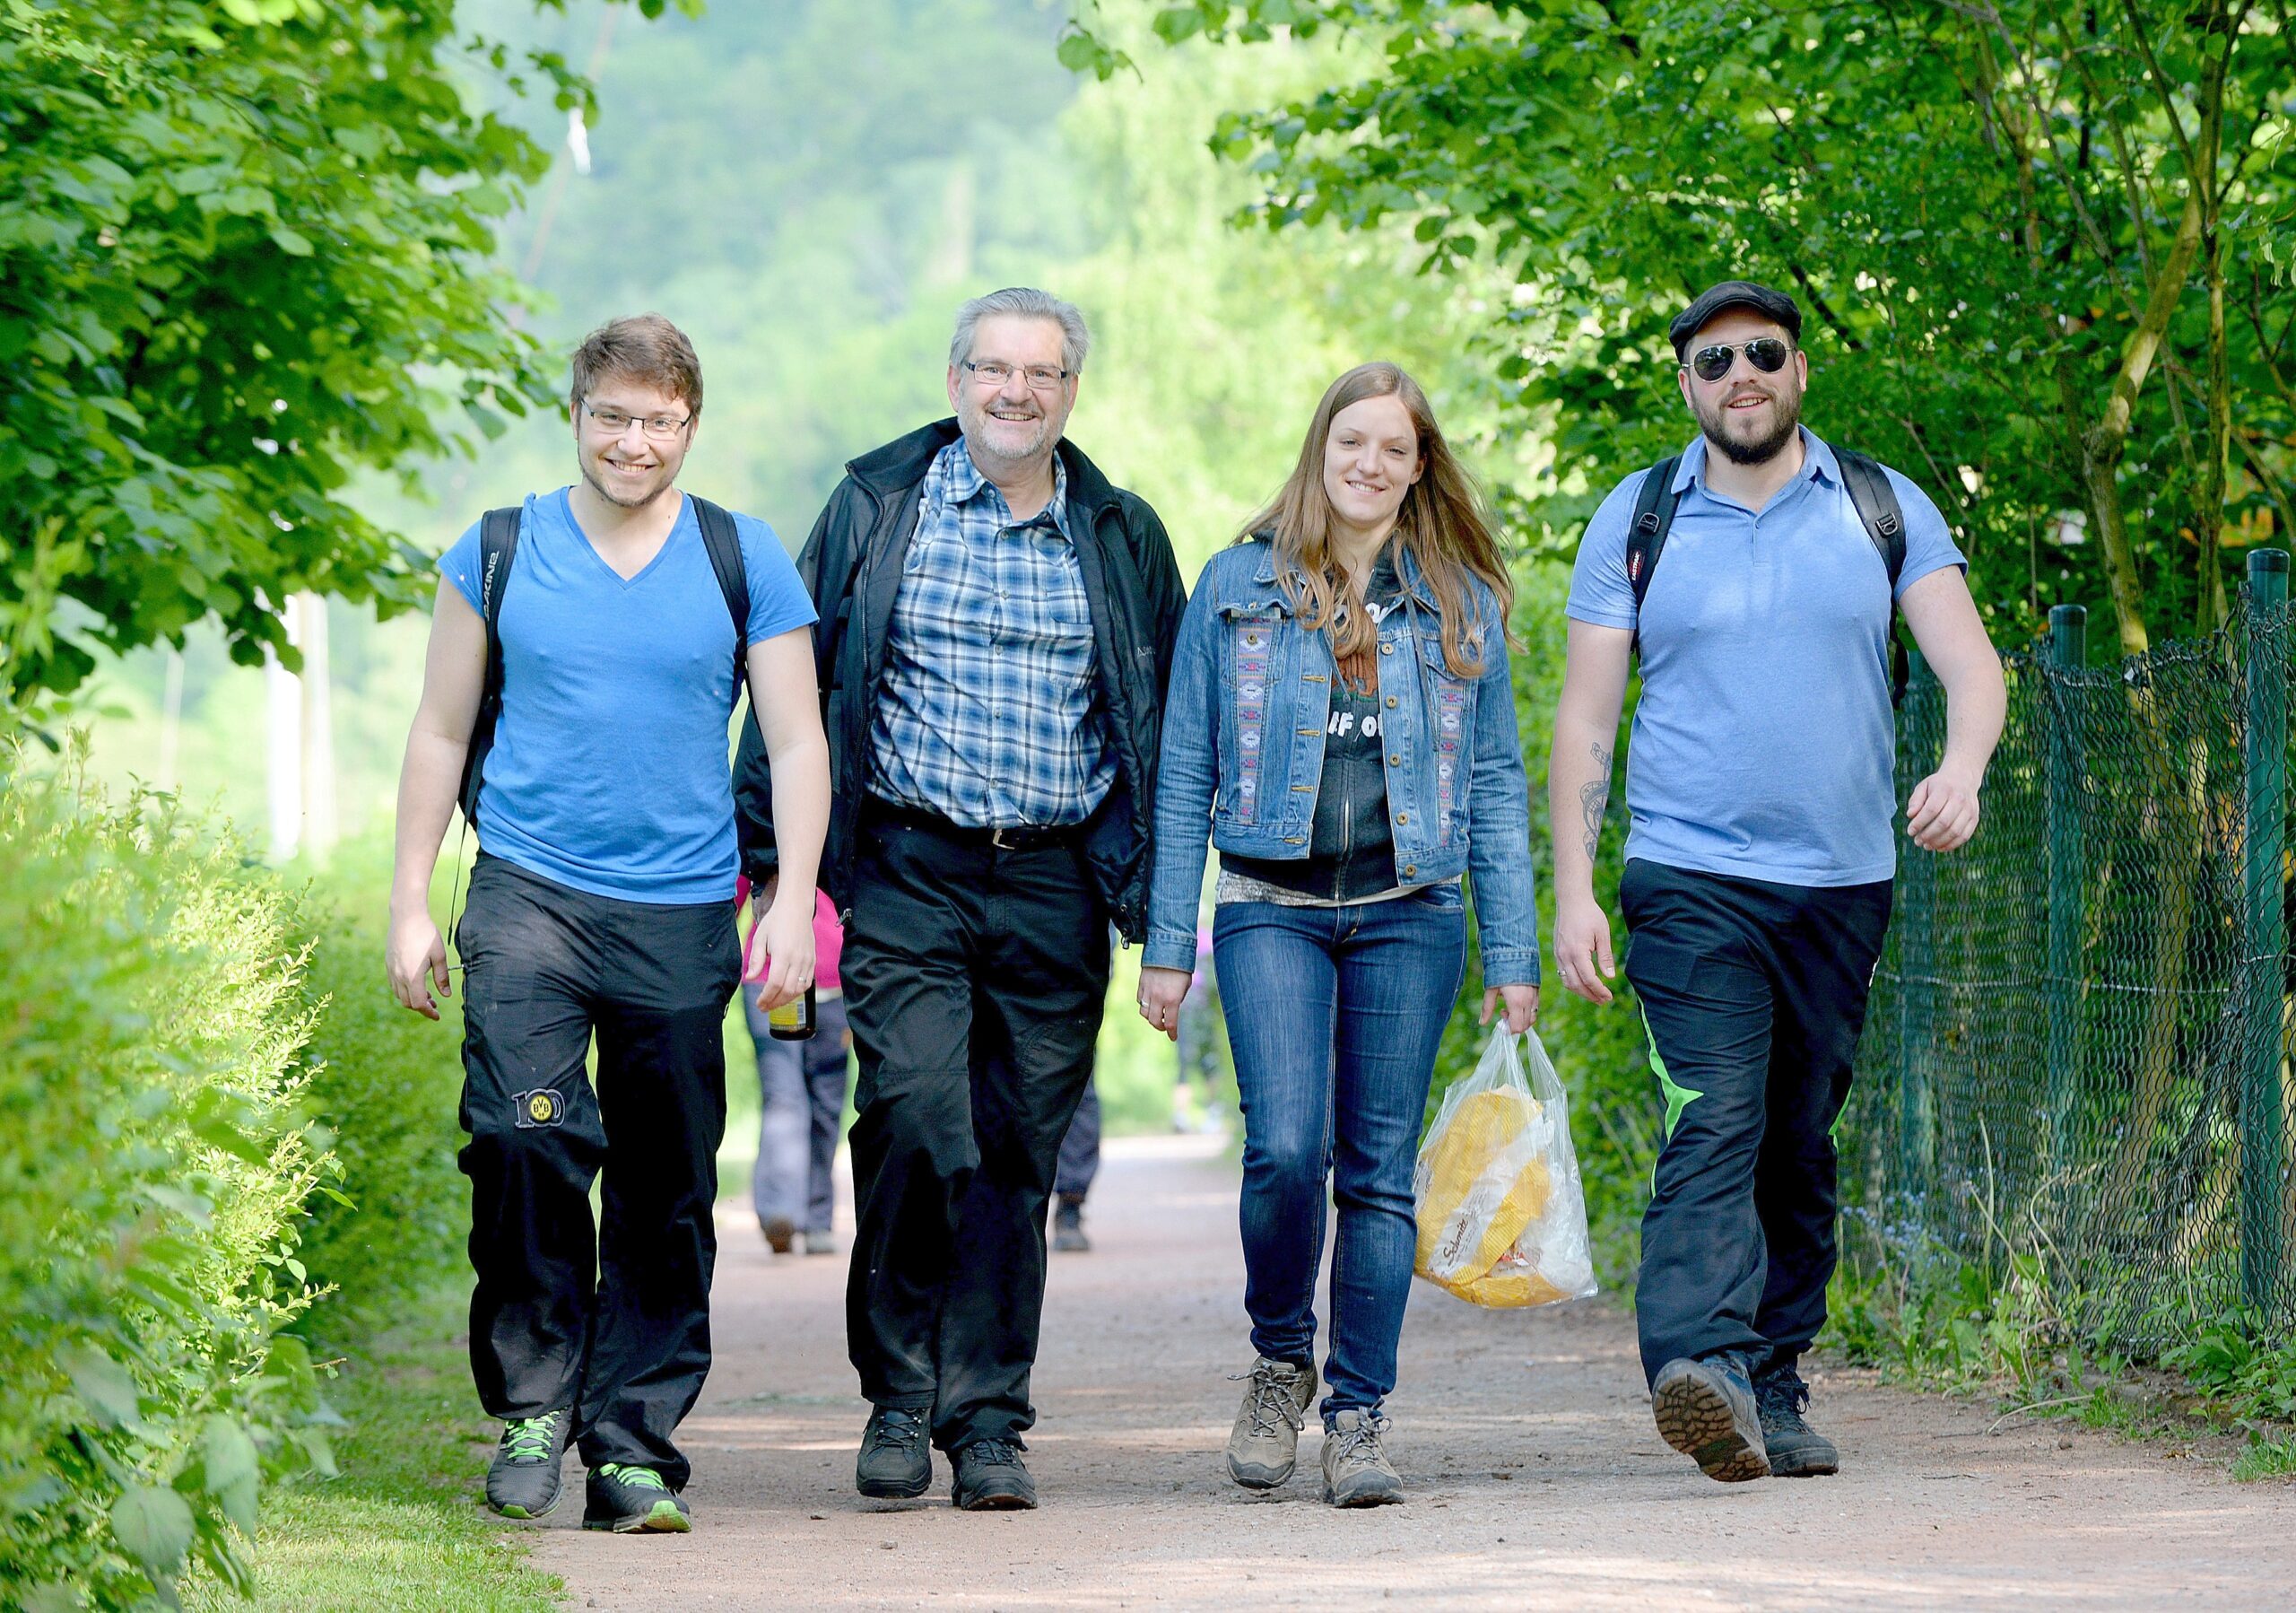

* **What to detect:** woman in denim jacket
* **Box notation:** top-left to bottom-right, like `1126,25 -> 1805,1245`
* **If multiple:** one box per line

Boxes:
1137,362 -> 1540,1507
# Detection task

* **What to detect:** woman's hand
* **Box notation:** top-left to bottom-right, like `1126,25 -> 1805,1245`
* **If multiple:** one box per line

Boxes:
750,887 -> 818,1012
1480,983 -> 1540,1034
1138,965 -> 1192,1042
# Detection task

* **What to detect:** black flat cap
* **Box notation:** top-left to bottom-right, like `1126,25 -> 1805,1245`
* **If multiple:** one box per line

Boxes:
1669,280 -> 1804,355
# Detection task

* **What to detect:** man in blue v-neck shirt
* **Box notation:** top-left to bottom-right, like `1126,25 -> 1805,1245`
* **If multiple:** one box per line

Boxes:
385,316 -> 829,1533
1548,281 -> 2006,1487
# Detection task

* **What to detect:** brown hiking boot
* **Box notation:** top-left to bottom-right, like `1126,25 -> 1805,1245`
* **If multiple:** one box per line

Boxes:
1225,1356 -> 1317,1488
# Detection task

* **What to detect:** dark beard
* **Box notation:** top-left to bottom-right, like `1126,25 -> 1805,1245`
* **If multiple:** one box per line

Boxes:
1700,390 -> 1803,466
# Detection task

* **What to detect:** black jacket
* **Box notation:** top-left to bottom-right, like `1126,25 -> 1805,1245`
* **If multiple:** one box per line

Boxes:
734,418 -> 1187,942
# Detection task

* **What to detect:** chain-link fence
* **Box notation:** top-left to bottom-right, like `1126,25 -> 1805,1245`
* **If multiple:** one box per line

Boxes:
1842,552 -> 2294,1351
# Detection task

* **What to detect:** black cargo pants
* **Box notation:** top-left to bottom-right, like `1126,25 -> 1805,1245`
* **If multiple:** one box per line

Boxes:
454,853 -> 740,1488
1621,858 -> 1892,1388
839,804 -> 1109,1453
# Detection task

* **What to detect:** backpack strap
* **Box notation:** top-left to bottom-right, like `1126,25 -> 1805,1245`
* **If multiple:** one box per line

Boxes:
1832,448 -> 1913,706
1832,447 -> 1908,584
1623,455 -> 1683,654
689,494 -> 752,711
456,505 -> 524,826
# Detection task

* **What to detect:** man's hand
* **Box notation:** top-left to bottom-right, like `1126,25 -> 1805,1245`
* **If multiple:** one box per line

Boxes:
1905,764 -> 1982,851
1138,965 -> 1191,1042
750,887 -> 817,1012
1480,984 -> 1540,1033
1552,892 -> 1618,1006
387,909 -> 451,1020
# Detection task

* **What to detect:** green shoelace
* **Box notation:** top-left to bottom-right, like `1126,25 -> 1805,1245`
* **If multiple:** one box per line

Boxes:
596,1462 -> 669,1492
500,1411 -> 562,1464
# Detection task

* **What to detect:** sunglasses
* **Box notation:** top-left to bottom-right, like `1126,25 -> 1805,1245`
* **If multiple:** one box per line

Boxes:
1685,337 -> 1793,382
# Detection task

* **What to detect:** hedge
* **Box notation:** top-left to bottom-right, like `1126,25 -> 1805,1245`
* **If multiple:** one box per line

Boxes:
0,762 -> 338,1610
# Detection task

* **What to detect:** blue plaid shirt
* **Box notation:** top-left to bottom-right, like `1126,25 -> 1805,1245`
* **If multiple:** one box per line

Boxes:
869,440 -> 1116,828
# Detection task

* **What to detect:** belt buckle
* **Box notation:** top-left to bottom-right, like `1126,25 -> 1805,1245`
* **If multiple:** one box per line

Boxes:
991,824 -> 1020,850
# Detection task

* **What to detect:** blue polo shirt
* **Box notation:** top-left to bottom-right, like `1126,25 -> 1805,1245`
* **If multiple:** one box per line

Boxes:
439,488 -> 815,904
1566,429 -> 1965,887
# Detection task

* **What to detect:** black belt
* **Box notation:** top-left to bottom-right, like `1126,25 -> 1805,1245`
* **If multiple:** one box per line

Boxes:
865,798 -> 1085,851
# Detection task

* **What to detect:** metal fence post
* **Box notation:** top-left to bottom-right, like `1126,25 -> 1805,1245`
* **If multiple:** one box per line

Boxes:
1899,650 -> 1936,1196
2045,606 -> 2087,1164
2242,548 -> 2289,1314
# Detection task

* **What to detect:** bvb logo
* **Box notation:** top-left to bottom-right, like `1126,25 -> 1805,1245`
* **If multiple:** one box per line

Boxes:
513,1088 -> 564,1129
528,1093 -> 552,1122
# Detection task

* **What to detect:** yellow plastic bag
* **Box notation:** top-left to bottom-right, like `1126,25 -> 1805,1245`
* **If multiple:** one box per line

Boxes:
1413,1029 -> 1596,1309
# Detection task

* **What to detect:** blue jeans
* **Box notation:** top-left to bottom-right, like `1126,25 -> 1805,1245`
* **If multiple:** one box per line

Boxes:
1214,888 -> 1465,1419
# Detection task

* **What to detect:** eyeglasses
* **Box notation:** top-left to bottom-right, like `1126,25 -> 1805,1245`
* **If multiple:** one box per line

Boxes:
962,360 -> 1069,392
581,399 -> 692,440
1684,338 -> 1793,383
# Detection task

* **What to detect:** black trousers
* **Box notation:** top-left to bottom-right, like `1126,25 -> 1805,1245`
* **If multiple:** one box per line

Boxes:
840,806 -> 1109,1452
1620,858 -> 1892,1388
454,853 -> 739,1488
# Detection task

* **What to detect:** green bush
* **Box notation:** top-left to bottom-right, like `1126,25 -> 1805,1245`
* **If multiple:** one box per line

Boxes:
285,840 -> 468,1346
0,759 -> 339,1610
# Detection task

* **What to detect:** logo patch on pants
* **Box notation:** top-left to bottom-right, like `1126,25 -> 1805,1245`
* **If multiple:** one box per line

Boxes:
514,1087 -> 564,1129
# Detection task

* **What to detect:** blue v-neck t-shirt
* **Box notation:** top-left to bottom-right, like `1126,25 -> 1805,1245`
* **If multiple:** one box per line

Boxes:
439,487 -> 815,904
1566,430 -> 1965,888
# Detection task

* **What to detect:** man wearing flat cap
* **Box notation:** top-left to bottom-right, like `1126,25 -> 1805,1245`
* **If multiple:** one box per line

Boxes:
1545,280 -> 2006,1483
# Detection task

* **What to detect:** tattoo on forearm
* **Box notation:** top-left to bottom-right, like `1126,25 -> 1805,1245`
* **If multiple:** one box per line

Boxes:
1578,741 -> 1613,862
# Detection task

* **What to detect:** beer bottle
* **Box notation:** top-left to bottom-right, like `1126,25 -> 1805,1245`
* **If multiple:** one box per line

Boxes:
766,981 -> 815,1041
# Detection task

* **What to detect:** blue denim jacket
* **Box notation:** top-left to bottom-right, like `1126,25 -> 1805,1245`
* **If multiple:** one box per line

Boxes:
1145,538 -> 1542,986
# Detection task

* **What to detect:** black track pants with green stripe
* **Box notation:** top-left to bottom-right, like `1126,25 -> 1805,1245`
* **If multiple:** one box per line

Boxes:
1619,858 -> 1892,1389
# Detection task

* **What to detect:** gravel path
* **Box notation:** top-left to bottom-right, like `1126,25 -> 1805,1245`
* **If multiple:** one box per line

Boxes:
526,1136 -> 2296,1610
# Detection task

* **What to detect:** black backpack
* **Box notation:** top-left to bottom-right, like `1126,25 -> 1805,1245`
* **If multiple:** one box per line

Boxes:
456,496 -> 752,826
1623,445 -> 1913,703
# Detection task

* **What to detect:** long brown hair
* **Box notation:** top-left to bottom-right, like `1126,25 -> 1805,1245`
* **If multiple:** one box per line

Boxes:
1239,362 -> 1513,676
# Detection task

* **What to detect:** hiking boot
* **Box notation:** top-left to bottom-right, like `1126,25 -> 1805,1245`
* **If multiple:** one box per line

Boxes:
762,1215 -> 796,1254
951,1437 -> 1038,1511
1755,1368 -> 1839,1478
856,1405 -> 933,1499
581,1463 -> 691,1533
1051,1197 -> 1090,1253
1651,1355 -> 1770,1483
804,1229 -> 839,1256
485,1408 -> 570,1519
1320,1409 -> 1405,1507
1224,1356 -> 1318,1489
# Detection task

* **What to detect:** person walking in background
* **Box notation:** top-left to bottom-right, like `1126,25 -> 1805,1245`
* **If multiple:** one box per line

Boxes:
1049,1079 -> 1098,1253
384,315 -> 829,1533
742,885 -> 853,1257
1138,362 -> 1541,1509
733,288 -> 1186,1511
1549,280 -> 2005,1484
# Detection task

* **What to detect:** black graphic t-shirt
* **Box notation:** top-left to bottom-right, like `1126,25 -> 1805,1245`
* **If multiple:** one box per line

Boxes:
1223,553 -> 1404,903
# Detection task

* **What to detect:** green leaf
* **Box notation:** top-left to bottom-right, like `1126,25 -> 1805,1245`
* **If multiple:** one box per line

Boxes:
202,1415 -> 261,1533
112,1484 -> 195,1576
1153,6 -> 1205,44
269,225 -> 315,257
60,1343 -> 139,1431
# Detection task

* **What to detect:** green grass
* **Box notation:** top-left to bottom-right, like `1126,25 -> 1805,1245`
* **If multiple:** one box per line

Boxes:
188,1292 -> 562,1613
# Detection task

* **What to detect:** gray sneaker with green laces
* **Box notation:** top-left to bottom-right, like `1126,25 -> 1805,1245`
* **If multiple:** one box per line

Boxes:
583,1462 -> 692,1532
1224,1356 -> 1318,1489
485,1408 -> 570,1520
1320,1408 -> 1405,1507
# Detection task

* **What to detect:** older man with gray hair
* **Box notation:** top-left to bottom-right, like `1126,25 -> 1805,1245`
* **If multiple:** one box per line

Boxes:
734,288 -> 1184,1510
